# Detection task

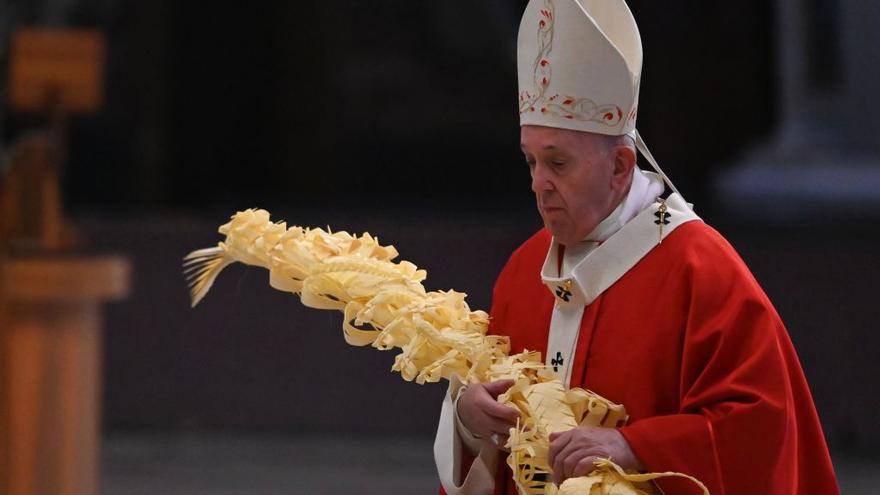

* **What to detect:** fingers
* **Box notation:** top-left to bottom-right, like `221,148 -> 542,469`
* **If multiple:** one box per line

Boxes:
483,400 -> 520,423
475,382 -> 519,423
483,379 -> 515,398
480,420 -> 512,452
547,430 -> 572,468
549,426 -> 604,465
485,417 -> 516,436
458,383 -> 520,440
563,451 -> 596,481
570,455 -> 600,479
553,450 -> 601,484
551,438 -> 580,484
548,428 -> 605,484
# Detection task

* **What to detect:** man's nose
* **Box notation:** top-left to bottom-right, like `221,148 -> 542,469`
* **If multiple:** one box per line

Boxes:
531,164 -> 553,194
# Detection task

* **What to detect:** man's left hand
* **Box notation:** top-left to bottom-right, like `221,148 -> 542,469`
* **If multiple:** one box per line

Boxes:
548,427 -> 643,485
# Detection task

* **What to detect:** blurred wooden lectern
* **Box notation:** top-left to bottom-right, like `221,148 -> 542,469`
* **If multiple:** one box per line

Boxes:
0,29 -> 130,495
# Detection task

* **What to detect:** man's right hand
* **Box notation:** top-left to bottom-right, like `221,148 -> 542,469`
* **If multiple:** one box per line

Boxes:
457,379 -> 520,448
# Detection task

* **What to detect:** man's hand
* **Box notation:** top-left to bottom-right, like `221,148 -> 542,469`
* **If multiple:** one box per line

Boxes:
456,379 -> 520,449
548,426 -> 643,484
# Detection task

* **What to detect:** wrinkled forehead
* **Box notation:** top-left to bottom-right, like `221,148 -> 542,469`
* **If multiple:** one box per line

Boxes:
520,125 -> 610,152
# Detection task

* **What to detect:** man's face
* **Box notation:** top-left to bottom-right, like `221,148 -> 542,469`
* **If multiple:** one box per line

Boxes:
521,125 -> 627,246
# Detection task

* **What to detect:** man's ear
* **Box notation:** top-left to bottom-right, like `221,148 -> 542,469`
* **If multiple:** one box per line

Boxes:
611,144 -> 637,188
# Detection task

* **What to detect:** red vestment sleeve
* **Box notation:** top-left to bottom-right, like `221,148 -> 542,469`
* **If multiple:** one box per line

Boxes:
619,231 -> 838,495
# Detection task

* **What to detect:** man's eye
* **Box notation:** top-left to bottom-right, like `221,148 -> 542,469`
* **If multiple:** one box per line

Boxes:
551,160 -> 566,167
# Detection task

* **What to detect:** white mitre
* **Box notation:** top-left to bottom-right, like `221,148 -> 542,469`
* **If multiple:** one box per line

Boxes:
518,0 -> 688,200
518,0 -> 642,136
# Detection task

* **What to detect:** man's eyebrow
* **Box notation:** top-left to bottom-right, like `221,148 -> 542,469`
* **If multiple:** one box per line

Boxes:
519,144 -> 559,151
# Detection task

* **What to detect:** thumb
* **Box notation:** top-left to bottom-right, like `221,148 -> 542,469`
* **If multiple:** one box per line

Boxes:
483,379 -> 516,398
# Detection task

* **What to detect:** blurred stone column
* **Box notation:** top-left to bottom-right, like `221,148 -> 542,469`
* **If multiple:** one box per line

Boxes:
716,0 -> 880,219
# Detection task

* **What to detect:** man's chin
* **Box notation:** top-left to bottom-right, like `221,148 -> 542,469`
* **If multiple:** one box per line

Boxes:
545,224 -> 576,246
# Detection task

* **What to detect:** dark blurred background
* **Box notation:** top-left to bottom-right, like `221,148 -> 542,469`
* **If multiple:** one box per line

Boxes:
0,0 -> 877,493
3,0 -> 778,211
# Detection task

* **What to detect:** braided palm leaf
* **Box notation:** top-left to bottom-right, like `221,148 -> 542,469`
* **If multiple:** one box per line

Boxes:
184,209 -> 709,495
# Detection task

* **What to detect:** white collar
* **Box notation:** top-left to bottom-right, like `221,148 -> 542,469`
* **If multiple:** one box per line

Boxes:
582,168 -> 665,243
559,169 -> 665,277
541,191 -> 701,307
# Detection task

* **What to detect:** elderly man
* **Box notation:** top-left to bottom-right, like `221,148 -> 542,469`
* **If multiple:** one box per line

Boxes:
435,1 -> 839,494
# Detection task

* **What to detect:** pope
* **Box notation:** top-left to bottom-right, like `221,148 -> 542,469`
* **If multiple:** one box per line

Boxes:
433,1 -> 840,494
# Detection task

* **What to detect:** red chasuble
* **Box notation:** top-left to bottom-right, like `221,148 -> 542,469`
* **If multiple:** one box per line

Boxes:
443,221 -> 838,495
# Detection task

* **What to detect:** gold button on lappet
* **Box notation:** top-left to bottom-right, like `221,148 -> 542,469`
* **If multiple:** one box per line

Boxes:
654,200 -> 671,243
